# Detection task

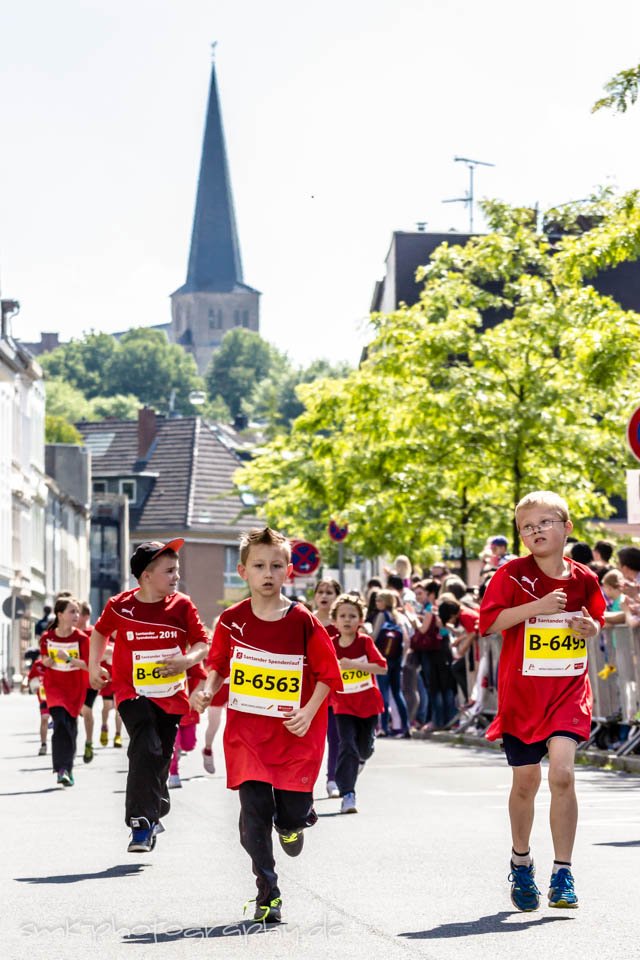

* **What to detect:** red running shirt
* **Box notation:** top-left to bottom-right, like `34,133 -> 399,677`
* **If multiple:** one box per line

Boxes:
331,632 -> 386,717
479,556 -> 606,743
94,589 -> 209,714
206,599 -> 342,791
40,629 -> 90,717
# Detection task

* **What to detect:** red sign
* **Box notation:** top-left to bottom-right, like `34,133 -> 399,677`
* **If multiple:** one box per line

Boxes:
627,405 -> 640,462
328,520 -> 349,542
290,540 -> 321,576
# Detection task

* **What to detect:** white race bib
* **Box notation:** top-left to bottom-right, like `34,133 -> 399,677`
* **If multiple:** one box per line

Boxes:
47,639 -> 80,672
131,646 -> 186,698
523,611 -> 587,677
337,655 -> 373,694
229,646 -> 303,717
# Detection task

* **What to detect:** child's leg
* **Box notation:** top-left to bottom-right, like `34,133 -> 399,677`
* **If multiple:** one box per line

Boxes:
204,705 -> 223,749
238,781 -> 280,904
326,707 -> 339,782
509,763 -> 542,854
273,787 -> 317,833
82,701 -> 95,743
547,736 -> 578,862
169,728 -> 182,777
335,714 -> 361,795
39,710 -> 48,744
118,698 -> 179,825
180,722 -> 197,754
50,706 -> 78,773
101,699 -> 110,729
355,716 -> 378,774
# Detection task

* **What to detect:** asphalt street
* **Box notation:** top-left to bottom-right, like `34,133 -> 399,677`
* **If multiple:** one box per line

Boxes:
2,692 -> 639,960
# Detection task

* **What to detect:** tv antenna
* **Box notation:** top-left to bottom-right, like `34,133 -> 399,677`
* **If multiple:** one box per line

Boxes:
442,156 -> 495,233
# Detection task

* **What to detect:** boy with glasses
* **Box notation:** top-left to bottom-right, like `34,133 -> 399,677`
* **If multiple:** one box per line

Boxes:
479,491 -> 605,912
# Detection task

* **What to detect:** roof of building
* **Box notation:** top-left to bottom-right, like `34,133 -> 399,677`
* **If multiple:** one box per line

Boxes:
172,61 -> 249,297
77,415 -> 259,535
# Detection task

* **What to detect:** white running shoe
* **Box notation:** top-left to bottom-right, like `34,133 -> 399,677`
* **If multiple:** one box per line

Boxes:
326,780 -> 340,798
340,792 -> 358,814
202,748 -> 215,774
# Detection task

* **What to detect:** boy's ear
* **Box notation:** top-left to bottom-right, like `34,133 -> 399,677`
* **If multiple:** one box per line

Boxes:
286,562 -> 293,577
237,563 -> 248,582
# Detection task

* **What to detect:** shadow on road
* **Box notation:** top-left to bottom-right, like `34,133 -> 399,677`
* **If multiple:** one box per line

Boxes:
0,787 -> 61,796
399,910 -> 573,938
15,864 -> 148,884
315,811 -> 344,818
593,839 -> 640,847
122,920 -> 282,942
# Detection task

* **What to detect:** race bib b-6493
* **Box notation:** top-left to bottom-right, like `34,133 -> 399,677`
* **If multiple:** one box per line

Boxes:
523,611 -> 587,677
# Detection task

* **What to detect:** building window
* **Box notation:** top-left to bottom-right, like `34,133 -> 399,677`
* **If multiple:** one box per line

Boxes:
93,480 -> 107,494
224,545 -> 244,588
234,309 -> 240,326
242,310 -> 249,328
118,479 -> 137,502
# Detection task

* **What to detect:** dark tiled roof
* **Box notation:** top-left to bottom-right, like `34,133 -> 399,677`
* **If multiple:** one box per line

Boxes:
77,416 -> 258,535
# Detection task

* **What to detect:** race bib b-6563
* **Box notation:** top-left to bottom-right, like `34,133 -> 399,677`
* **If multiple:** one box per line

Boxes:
228,646 -> 303,716
523,611 -> 587,677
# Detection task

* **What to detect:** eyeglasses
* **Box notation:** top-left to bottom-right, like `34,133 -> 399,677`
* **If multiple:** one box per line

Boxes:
519,519 -> 566,538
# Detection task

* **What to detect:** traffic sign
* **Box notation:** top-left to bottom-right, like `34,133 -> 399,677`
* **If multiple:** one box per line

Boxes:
627,404 -> 640,462
290,540 -> 321,576
328,520 -> 349,542
2,596 -> 26,619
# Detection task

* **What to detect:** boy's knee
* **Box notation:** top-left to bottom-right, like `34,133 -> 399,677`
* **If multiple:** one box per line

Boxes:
511,766 -> 541,799
548,764 -> 574,793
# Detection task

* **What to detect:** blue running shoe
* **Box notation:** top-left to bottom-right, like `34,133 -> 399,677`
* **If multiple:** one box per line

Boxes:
509,861 -> 540,911
127,817 -> 156,853
548,868 -> 579,908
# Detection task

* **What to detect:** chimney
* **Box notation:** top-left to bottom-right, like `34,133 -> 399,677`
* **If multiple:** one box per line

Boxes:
138,406 -> 158,459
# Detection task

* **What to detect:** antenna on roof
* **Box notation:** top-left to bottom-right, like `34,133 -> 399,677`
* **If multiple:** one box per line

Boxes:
442,156 -> 495,233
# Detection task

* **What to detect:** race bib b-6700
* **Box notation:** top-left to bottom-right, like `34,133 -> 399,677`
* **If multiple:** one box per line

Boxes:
523,611 -> 587,677
228,646 -> 303,716
337,655 -> 373,694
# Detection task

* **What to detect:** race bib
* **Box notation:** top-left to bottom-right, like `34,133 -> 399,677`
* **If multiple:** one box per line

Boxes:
228,646 -> 303,717
337,655 -> 373,694
47,639 -> 80,671
131,647 -> 186,698
523,611 -> 587,677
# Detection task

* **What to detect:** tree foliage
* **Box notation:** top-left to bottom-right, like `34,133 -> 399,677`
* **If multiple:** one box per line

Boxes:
205,328 -> 286,418
45,415 -> 83,444
236,193 -> 640,566
593,63 -> 640,114
40,328 -> 204,416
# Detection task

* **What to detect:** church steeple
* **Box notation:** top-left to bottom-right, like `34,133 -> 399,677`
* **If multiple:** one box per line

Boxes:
170,46 -> 260,375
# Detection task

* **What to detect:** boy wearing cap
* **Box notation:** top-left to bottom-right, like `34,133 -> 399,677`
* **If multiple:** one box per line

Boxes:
89,540 -> 209,853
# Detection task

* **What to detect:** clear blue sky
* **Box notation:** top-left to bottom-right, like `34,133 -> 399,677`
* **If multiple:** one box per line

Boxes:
1,0 -> 640,367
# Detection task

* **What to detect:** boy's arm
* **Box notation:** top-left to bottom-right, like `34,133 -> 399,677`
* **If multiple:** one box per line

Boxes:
282,681 -> 330,738
191,670 -> 224,712
338,657 -> 387,674
89,628 -> 110,689
487,589 -> 568,635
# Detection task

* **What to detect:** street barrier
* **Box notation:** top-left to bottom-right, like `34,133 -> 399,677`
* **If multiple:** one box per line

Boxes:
450,633 -> 501,733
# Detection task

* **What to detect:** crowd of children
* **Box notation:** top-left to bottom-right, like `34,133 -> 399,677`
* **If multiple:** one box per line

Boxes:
23,494 -> 640,924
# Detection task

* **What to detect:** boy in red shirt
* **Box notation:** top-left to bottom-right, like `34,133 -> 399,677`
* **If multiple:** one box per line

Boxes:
479,491 -> 605,912
192,527 -> 341,924
88,539 -> 209,853
329,594 -> 387,814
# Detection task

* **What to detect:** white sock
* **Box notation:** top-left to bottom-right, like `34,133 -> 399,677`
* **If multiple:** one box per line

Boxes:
552,859 -> 571,875
511,848 -> 532,867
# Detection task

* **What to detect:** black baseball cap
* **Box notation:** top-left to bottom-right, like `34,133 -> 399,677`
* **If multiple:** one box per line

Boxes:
130,539 -> 184,579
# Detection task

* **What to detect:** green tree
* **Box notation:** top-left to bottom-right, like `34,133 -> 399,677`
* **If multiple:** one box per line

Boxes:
45,415 -> 83,444
40,332 -> 119,398
236,194 -> 640,569
205,328 -> 286,418
90,394 -> 142,419
250,358 -> 353,434
45,378 -> 94,422
108,328 -> 203,415
593,63 -> 640,113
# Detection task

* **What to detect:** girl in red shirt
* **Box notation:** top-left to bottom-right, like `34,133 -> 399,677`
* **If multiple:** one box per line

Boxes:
40,597 -> 90,787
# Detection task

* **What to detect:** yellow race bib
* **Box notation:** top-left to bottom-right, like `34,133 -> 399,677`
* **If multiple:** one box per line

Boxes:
131,647 -> 186,698
337,655 -> 373,694
523,611 -> 587,677
229,646 -> 303,716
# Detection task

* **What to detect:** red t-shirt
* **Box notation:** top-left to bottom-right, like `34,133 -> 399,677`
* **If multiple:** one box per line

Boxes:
28,658 -> 47,706
94,589 -> 209,714
479,556 -> 606,743
331,632 -> 386,717
206,598 -> 342,791
459,607 -> 480,634
40,629 -> 90,717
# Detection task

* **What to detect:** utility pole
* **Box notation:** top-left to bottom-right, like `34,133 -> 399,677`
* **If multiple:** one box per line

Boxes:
442,156 -> 495,233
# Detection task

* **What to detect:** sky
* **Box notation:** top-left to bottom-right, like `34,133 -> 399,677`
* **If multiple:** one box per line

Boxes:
1,0 -> 640,368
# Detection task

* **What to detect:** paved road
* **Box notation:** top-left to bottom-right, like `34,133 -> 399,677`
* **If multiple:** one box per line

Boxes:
3,693 -> 639,960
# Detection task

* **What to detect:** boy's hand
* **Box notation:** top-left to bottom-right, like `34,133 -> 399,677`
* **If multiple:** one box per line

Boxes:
283,707 -> 312,737
535,590 -> 567,615
156,653 -> 188,677
339,657 -> 360,670
191,689 -> 213,714
89,665 -> 109,690
570,606 -> 599,640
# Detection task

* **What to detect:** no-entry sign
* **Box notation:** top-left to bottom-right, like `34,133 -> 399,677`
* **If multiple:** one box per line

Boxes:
627,405 -> 640,462
290,541 -> 321,576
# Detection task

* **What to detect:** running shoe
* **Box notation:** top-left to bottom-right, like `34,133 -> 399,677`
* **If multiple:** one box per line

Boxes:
38,743 -> 47,756
127,817 -> 157,853
548,868 -> 579,908
277,829 -> 304,857
202,748 -> 215,774
340,792 -> 358,814
57,769 -> 73,787
326,779 -> 340,798
250,897 -> 282,924
113,733 -> 122,748
99,726 -> 108,746
83,742 -> 94,764
168,773 -> 182,789
508,861 -> 540,911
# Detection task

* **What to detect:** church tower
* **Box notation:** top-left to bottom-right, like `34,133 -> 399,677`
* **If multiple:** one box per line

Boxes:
170,48 -> 260,376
